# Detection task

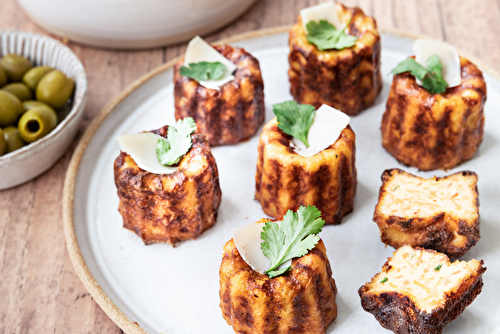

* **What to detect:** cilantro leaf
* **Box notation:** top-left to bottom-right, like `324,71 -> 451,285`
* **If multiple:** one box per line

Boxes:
156,138 -> 170,157
179,61 -> 227,81
422,55 -> 448,93
267,266 -> 291,278
306,19 -> 357,51
261,206 -> 325,278
390,55 -> 449,94
390,58 -> 429,80
272,101 -> 316,147
156,117 -> 197,166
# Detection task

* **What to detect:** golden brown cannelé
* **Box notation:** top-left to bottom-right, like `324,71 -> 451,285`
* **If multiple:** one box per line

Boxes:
220,237 -> 337,334
174,44 -> 265,146
255,118 -> 356,225
114,125 -> 221,246
359,246 -> 486,334
288,3 -> 382,116
373,169 -> 480,258
381,56 -> 487,171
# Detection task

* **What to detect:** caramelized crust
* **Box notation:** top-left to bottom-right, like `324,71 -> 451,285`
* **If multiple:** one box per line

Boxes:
381,56 -> 487,171
220,238 -> 337,334
288,3 -> 382,116
113,126 -> 221,246
373,169 -> 480,258
359,246 -> 486,334
174,44 -> 265,146
255,118 -> 356,225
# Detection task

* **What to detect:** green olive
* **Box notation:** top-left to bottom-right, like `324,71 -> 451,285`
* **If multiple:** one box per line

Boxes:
22,100 -> 55,113
36,70 -> 74,109
0,54 -> 33,82
24,100 -> 69,125
22,66 -> 54,91
18,107 -> 57,143
1,83 -> 32,101
3,126 -> 26,153
0,128 -> 5,156
0,90 -> 23,127
0,66 -> 7,87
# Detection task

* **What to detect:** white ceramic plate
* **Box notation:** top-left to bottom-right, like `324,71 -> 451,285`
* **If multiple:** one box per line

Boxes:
63,27 -> 500,334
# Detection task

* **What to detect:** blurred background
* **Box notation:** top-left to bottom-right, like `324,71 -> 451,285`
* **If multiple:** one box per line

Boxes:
0,0 -> 498,332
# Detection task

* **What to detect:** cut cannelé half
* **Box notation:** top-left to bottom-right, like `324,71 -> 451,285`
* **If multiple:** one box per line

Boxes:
382,39 -> 487,171
174,36 -> 265,146
114,121 -> 221,246
373,169 -> 480,258
288,1 -> 382,116
359,246 -> 486,334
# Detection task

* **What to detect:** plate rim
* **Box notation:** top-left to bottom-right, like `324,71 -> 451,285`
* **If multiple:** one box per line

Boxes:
62,25 -> 499,334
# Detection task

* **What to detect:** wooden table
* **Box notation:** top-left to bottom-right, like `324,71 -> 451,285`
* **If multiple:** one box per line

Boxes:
0,0 -> 498,332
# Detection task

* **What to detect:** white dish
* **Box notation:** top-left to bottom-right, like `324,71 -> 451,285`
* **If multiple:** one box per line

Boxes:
63,27 -> 500,334
0,30 -> 87,190
17,0 -> 257,49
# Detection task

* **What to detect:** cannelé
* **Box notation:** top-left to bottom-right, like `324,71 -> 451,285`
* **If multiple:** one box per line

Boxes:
255,102 -> 356,225
114,120 -> 221,246
288,1 -> 382,116
382,39 -> 487,171
220,207 -> 338,334
174,36 -> 265,146
359,246 -> 486,334
373,169 -> 480,258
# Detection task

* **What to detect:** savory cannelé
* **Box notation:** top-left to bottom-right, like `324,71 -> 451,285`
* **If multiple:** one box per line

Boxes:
114,119 -> 221,246
174,36 -> 265,146
220,207 -> 338,334
255,102 -> 356,225
359,246 -> 486,334
382,39 -> 487,171
288,1 -> 382,115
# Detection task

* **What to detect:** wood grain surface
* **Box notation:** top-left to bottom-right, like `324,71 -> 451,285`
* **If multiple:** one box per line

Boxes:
0,0 -> 499,332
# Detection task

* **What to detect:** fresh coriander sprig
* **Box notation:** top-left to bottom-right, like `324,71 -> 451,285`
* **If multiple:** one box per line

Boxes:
306,19 -> 357,51
156,117 -> 197,166
390,55 -> 448,94
260,206 -> 325,278
273,100 -> 316,147
180,61 -> 227,81
434,264 -> 442,271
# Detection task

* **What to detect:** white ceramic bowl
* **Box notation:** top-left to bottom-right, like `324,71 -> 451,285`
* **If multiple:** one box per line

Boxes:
0,31 -> 87,190
17,0 -> 257,49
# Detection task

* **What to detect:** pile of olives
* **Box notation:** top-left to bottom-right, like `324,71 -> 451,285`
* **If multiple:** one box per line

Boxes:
0,54 -> 75,157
